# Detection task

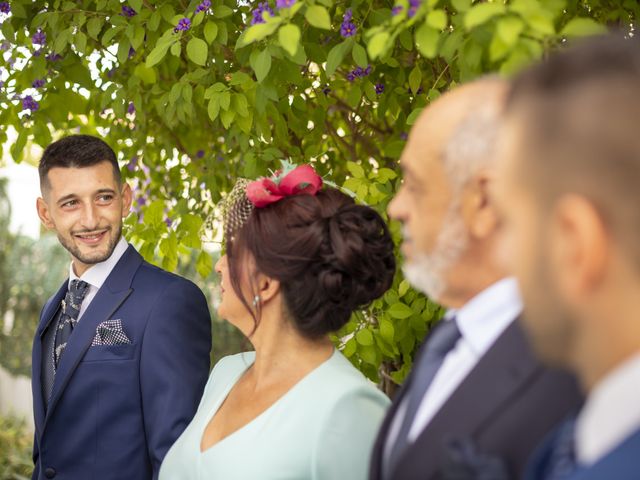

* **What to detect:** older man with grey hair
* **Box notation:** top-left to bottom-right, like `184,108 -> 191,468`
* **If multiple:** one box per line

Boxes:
369,78 -> 582,480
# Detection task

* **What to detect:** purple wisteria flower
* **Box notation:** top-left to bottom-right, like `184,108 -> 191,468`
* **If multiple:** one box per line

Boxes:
195,0 -> 211,14
128,46 -> 136,58
391,5 -> 403,16
0,40 -> 10,51
340,9 -> 357,38
32,30 -> 46,46
121,5 -> 137,17
196,149 -> 205,158
276,0 -> 296,8
164,217 -> 173,228
375,83 -> 385,94
127,102 -> 135,114
408,0 -> 421,18
0,2 -> 10,14
32,78 -> 46,88
22,95 -> 39,112
127,156 -> 138,172
136,196 -> 147,207
345,64 -> 372,81
46,53 -> 62,62
400,132 -> 408,140
322,85 -> 331,95
174,17 -> 191,32
251,2 -> 274,25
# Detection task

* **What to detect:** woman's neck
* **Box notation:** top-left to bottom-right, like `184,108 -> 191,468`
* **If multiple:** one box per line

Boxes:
247,319 -> 334,391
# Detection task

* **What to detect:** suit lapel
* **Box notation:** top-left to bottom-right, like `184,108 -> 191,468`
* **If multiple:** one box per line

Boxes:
43,246 -> 143,428
393,319 -> 542,479
32,282 -> 68,436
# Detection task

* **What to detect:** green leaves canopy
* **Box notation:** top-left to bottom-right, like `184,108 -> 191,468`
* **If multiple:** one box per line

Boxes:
0,0 -> 632,388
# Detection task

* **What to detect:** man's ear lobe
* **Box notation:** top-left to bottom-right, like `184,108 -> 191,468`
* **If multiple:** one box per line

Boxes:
465,173 -> 499,239
36,197 -> 54,229
121,183 -> 133,216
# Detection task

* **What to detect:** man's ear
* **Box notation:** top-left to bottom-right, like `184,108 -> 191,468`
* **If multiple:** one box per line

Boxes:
36,197 -> 55,230
462,171 -> 499,240
552,194 -> 608,301
121,182 -> 133,217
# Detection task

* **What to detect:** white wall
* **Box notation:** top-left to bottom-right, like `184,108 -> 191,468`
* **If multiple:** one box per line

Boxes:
0,365 -> 34,432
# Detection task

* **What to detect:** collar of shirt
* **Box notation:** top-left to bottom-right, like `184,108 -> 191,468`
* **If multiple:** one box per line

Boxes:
575,352 -> 640,466
449,277 -> 523,357
68,237 -> 129,290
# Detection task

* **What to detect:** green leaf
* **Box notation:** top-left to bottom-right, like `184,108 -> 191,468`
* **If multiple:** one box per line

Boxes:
146,41 -> 173,67
346,84 -> 362,109
305,5 -> 331,30
250,49 -> 272,82
10,130 -> 29,163
406,107 -> 423,125
380,317 -> 395,343
129,0 -> 142,13
356,329 -> 374,346
426,9 -> 448,30
352,43 -> 368,68
398,279 -> 410,297
204,21 -> 218,44
388,302 -> 414,319
451,0 -> 472,12
196,250 -> 213,278
367,32 -> 390,59
75,31 -> 87,54
144,200 -> 164,226
343,337 -> 357,357
496,16 -> 524,47
208,95 -> 221,121
134,64 -> 157,84
214,5 -> 234,18
326,40 -> 350,76
278,24 -> 300,56
415,24 -> 439,59
170,41 -> 181,57
464,3 -> 506,30
408,66 -> 422,95
346,161 -> 365,178
53,28 -> 71,54
561,18 -> 608,37
86,17 -> 103,40
240,17 -> 282,45
187,37 -> 208,65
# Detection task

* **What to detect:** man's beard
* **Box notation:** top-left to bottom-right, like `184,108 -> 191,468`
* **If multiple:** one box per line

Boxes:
58,223 -> 122,266
402,203 -> 468,301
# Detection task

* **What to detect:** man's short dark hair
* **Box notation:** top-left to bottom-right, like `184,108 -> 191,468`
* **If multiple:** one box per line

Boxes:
506,33 -> 640,265
39,135 -> 121,192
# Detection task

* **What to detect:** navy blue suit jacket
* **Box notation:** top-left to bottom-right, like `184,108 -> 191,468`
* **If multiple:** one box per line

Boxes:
31,245 -> 211,480
526,425 -> 640,480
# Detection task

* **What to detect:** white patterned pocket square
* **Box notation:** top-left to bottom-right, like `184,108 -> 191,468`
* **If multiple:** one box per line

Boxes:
91,319 -> 132,346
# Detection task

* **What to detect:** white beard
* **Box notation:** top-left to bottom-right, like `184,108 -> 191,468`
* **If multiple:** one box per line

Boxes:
402,204 -> 468,301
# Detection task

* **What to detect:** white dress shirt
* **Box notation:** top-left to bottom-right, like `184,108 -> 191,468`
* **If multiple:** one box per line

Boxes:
575,352 -> 640,466
68,237 -> 129,321
384,277 -> 522,461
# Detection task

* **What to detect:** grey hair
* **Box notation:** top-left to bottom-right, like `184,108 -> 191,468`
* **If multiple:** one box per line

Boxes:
442,81 -> 505,191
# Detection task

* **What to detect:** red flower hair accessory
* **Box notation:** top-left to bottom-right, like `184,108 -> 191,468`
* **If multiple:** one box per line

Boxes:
246,161 -> 323,208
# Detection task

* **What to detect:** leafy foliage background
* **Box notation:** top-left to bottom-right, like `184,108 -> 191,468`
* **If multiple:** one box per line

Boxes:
0,0 -> 636,392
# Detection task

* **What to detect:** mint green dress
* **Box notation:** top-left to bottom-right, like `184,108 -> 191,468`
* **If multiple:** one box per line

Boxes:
159,350 -> 390,480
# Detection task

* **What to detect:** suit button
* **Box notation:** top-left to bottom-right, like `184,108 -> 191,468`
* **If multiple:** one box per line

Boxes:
44,467 -> 56,478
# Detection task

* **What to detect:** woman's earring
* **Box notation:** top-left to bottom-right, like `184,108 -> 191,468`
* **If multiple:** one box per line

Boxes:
252,295 -> 261,308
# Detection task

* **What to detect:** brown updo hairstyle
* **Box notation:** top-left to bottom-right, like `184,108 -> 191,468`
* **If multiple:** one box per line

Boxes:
226,187 -> 396,339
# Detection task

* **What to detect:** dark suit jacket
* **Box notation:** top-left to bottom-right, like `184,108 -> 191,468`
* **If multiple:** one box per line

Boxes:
370,318 -> 583,480
526,425 -> 640,480
31,245 -> 212,480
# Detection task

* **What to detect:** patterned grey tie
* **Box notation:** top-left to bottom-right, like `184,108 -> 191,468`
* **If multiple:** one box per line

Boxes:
385,318 -> 462,478
53,279 -> 90,368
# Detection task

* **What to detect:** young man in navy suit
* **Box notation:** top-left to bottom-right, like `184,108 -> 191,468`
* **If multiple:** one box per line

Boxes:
32,135 -> 212,480
495,35 -> 640,480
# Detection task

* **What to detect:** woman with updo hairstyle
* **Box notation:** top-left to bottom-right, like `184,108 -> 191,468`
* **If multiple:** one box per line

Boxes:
160,164 -> 396,479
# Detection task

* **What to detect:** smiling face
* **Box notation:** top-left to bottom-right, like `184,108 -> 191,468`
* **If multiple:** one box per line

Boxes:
36,161 -> 132,276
